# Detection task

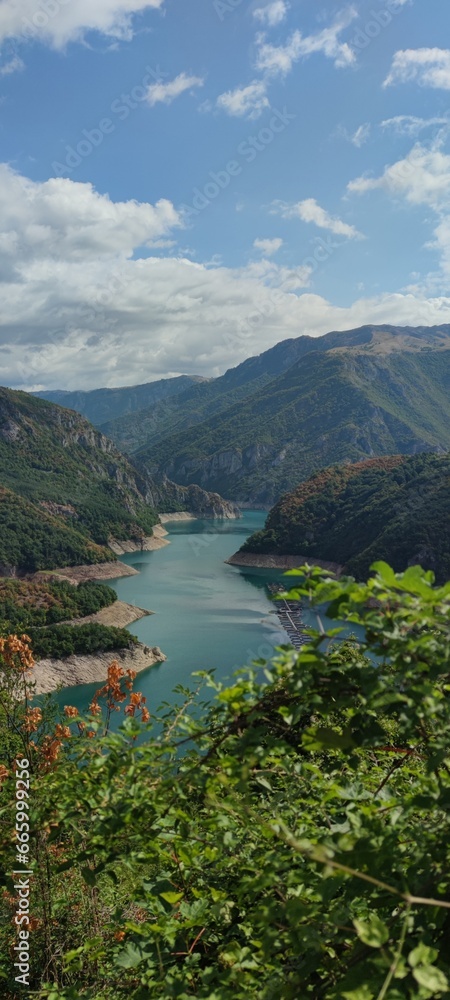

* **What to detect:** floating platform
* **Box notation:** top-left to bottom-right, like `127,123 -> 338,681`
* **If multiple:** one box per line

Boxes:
267,583 -> 309,650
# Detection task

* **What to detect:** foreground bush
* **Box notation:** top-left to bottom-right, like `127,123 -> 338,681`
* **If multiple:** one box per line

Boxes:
1,562 -> 450,998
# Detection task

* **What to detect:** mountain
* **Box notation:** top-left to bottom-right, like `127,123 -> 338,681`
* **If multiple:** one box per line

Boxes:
99,323 -> 425,453
135,326 -> 450,504
34,374 -> 210,427
232,453 -> 450,583
0,388 -> 238,573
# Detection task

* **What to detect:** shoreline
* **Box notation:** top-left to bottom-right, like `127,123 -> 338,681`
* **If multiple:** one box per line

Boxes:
31,643 -> 167,696
108,524 -> 169,554
63,599 -> 153,629
226,552 -> 343,575
159,511 -> 196,523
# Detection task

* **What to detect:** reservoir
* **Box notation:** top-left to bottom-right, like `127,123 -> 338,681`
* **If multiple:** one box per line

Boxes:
50,511 -> 359,721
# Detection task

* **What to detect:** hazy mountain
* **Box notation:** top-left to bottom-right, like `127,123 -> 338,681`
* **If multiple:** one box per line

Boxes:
34,374 -> 210,427
134,326 -> 450,504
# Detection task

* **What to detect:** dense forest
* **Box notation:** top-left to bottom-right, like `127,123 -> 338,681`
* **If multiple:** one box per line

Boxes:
0,577 -> 136,658
240,452 -> 450,582
0,388 -> 159,564
0,487 -> 114,573
1,563 -> 450,998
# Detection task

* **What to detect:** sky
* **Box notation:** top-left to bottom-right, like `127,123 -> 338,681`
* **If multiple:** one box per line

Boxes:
1,0 -> 450,389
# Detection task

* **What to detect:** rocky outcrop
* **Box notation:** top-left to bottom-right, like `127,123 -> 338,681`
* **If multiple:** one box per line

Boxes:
30,642 -> 167,695
143,476 -> 240,519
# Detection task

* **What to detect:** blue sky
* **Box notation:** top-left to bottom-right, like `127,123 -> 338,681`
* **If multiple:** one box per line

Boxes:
1,0 -> 450,389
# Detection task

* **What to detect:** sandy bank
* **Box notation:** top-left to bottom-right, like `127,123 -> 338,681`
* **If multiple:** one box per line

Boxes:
64,599 -> 153,629
159,511 -> 196,523
31,642 -> 167,696
226,552 -> 343,575
32,561 -> 139,586
108,524 -> 169,555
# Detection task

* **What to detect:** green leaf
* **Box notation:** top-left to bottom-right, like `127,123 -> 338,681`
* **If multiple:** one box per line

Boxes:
413,966 -> 449,993
342,985 -> 374,1000
115,943 -> 148,969
159,890 -> 184,904
353,915 -> 389,948
409,944 -> 439,968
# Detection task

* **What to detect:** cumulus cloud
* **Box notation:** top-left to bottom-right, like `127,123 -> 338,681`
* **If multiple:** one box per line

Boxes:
255,7 -> 357,77
348,145 -> 450,209
384,48 -> 450,90
253,237 -> 283,255
216,79 -> 269,119
0,0 -> 164,49
253,1 -> 288,27
145,72 -> 204,106
2,164 -> 450,392
274,198 -> 363,239
349,144 -> 450,281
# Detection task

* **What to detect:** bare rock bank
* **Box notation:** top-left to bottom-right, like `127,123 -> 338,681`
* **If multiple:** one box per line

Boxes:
159,511 -> 196,523
64,599 -> 153,629
108,524 -> 169,554
31,643 -> 167,696
226,552 -> 343,575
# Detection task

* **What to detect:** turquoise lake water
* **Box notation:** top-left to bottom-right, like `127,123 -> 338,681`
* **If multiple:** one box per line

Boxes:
50,512 -> 361,722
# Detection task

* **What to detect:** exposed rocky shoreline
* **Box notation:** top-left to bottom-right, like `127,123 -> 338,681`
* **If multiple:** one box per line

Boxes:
159,511 -> 196,522
108,523 -> 170,554
226,552 -> 343,575
64,599 -> 153,629
31,643 -> 167,696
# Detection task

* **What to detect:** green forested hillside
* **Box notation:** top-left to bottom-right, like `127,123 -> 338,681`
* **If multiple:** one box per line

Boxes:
0,487 -> 113,572
239,452 -> 450,581
138,343 -> 450,504
0,387 -> 160,571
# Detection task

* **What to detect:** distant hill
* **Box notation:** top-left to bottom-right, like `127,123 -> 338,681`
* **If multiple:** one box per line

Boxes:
135,326 -> 450,504
236,453 -> 450,582
0,388 -> 237,573
34,374 -> 210,427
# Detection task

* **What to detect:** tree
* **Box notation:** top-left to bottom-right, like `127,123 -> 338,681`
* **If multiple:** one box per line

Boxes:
2,562 -> 450,998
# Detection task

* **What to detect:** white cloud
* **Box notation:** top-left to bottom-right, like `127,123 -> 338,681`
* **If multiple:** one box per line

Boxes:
274,197 -> 363,239
0,54 -> 25,76
349,144 -> 450,281
145,72 -> 204,106
338,122 -> 371,147
380,114 -> 450,137
255,7 -> 357,77
253,237 -> 283,255
253,1 -> 288,27
348,145 -> 450,210
0,0 -> 164,49
216,79 -> 269,119
3,164 -> 450,392
384,48 -> 450,90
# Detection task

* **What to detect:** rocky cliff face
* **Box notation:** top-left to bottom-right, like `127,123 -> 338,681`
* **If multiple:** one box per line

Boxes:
144,476 -> 240,519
